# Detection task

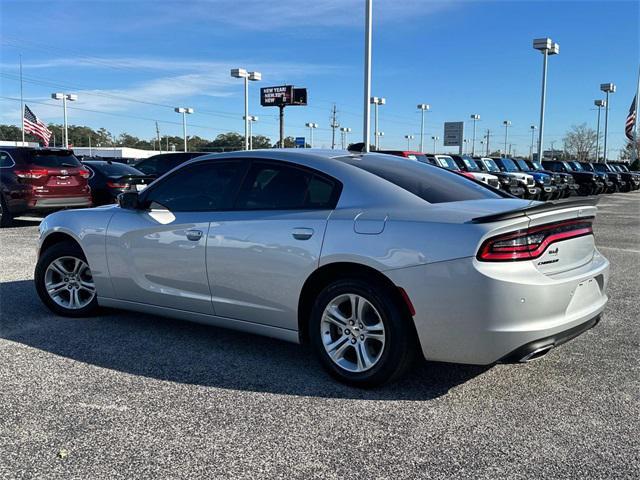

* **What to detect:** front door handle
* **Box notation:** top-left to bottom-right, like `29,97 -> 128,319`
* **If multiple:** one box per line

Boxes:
186,229 -> 203,241
292,227 -> 314,240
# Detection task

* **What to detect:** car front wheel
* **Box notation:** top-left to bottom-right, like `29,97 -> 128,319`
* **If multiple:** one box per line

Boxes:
35,242 -> 99,317
310,278 -> 416,387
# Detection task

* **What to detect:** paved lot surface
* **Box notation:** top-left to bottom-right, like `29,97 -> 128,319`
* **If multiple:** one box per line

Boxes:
1,194 -> 639,480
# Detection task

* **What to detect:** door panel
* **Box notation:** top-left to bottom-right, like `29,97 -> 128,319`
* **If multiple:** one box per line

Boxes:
206,210 -> 330,329
106,208 -> 213,314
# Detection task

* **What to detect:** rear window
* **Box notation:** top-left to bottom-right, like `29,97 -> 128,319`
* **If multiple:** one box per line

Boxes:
342,154 -> 503,204
28,150 -> 81,168
86,162 -> 143,177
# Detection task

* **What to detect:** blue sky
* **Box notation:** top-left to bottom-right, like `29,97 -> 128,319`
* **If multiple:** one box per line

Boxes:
1,0 -> 638,156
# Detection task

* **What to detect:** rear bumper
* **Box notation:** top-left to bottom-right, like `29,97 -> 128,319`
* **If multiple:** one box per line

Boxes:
29,196 -> 93,209
385,250 -> 609,365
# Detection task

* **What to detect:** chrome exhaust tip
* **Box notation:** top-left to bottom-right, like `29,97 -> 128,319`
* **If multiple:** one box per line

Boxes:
519,344 -> 554,363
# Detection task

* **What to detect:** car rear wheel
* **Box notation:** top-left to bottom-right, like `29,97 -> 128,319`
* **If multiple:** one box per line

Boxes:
310,278 -> 416,387
35,242 -> 99,317
0,195 -> 13,228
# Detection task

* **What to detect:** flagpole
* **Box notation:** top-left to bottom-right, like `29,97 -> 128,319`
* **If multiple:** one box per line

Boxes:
20,54 -> 25,145
635,64 -> 640,163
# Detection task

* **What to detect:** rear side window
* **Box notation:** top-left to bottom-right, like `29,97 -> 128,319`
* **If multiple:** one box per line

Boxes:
144,161 -> 246,212
0,151 -> 15,168
342,155 -> 503,204
235,161 -> 340,210
28,151 -> 81,168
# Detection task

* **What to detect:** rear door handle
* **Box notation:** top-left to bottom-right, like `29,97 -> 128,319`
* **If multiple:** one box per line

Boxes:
292,227 -> 314,240
186,229 -> 203,241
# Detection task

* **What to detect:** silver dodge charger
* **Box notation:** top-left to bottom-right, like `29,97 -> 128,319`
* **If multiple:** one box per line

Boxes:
35,150 -> 609,386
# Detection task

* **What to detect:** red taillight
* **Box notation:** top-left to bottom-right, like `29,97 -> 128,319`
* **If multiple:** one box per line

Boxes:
14,168 -> 49,179
78,169 -> 91,179
477,217 -> 594,262
107,181 -> 130,189
461,172 -> 475,179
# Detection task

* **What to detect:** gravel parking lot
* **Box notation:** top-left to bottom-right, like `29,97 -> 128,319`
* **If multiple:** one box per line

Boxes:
1,193 -> 638,480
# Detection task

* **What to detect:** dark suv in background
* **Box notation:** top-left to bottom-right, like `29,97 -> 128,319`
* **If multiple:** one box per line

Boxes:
1,147 -> 92,227
542,160 -> 603,196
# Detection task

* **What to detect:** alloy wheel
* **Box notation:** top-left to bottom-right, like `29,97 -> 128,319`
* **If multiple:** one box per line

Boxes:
44,256 -> 96,310
320,293 -> 386,373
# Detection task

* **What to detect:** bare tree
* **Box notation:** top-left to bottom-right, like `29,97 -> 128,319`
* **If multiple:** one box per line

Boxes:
563,123 -> 597,162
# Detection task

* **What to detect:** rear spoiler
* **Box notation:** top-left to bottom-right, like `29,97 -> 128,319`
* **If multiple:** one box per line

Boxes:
470,197 -> 600,224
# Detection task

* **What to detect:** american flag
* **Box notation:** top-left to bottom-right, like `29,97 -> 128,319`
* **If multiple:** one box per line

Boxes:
23,105 -> 52,146
625,94 -> 637,142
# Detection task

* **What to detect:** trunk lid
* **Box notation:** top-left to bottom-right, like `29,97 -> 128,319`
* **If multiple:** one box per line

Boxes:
16,150 -> 89,196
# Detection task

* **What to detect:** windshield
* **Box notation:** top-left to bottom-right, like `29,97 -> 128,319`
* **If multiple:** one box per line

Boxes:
531,161 -> 543,170
514,159 -> 530,171
28,150 -> 81,168
571,162 -> 584,171
500,158 -> 520,172
342,154 -> 503,204
462,158 -> 480,171
481,159 -> 501,172
436,156 -> 459,170
592,163 -> 607,172
562,162 -> 575,171
580,163 -> 594,172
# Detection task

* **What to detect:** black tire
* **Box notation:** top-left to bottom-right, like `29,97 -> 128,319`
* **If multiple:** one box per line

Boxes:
34,241 -> 99,317
309,278 -> 417,387
0,194 -> 13,228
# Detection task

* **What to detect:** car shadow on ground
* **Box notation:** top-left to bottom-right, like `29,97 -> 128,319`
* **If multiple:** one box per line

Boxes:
0,279 -> 489,401
7,217 -> 43,228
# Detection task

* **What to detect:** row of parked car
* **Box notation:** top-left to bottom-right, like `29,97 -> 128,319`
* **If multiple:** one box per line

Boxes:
1,146 -> 638,227
381,150 -> 640,200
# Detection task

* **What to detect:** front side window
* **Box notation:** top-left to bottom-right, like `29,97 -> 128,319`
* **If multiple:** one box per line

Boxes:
235,161 -> 339,210
135,158 -> 158,175
144,161 -> 245,211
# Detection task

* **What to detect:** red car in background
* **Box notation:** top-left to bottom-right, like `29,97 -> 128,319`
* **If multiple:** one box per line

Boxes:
0,147 -> 92,227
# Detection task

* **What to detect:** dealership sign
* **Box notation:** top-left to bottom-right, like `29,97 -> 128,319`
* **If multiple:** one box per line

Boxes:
443,121 -> 464,147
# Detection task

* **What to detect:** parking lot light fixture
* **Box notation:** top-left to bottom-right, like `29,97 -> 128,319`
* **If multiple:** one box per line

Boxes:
51,92 -> 77,149
174,107 -> 194,152
600,83 -> 616,162
533,38 -> 559,161
529,125 -> 537,159
502,120 -> 511,157
340,127 -> 352,149
417,104 -> 430,152
470,114 -> 480,156
231,68 -> 261,151
244,115 -> 258,150
594,99 -> 606,161
305,122 -> 318,148
404,134 -> 414,150
431,135 -> 439,154
370,96 -> 386,150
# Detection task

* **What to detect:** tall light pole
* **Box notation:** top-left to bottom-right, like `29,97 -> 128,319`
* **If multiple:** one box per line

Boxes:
370,97 -> 386,150
340,127 -> 352,149
417,104 -> 430,152
376,131 -> 384,149
305,122 -> 318,148
431,135 -> 439,154
363,0 -> 373,152
502,120 -> 511,157
529,125 -> 537,159
51,93 -> 77,148
231,68 -> 261,151
174,107 -> 193,152
594,99 -> 606,162
470,114 -> 480,156
245,115 -> 258,150
600,83 -> 616,163
404,134 -> 414,150
533,38 -> 560,161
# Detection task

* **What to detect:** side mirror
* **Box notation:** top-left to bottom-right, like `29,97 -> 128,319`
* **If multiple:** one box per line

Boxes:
117,191 -> 140,210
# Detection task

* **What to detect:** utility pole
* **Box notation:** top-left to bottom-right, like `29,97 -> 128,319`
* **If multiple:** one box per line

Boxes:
155,121 -> 161,153
330,104 -> 339,149
363,0 -> 372,152
485,129 -> 491,156
279,105 -> 285,148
